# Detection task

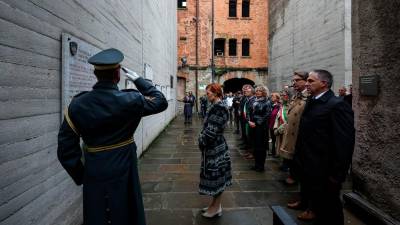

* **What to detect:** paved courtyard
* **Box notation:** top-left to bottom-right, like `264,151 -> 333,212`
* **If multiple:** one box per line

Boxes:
138,115 -> 365,225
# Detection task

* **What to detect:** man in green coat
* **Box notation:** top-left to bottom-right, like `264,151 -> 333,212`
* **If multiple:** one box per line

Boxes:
57,48 -> 168,225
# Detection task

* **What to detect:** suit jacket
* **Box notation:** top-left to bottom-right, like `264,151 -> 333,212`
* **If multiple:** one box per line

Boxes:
293,90 -> 355,184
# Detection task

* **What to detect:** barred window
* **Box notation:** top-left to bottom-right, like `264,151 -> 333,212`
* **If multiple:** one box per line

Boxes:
229,39 -> 237,56
242,0 -> 250,17
178,0 -> 187,8
242,39 -> 250,56
214,39 -> 226,56
229,0 -> 237,17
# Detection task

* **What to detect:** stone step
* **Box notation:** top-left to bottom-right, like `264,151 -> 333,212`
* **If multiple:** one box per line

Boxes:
271,205 -> 298,225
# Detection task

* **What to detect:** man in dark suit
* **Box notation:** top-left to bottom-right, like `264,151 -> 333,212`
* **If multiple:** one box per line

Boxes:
293,70 -> 355,225
57,48 -> 168,225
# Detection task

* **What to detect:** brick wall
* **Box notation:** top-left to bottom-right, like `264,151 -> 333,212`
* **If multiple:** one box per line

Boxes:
177,0 -> 268,101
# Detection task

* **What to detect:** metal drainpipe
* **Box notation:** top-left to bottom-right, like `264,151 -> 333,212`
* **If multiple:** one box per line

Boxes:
195,0 -> 199,113
211,0 -> 215,82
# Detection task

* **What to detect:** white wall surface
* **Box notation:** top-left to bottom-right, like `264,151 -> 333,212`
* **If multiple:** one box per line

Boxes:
268,0 -> 352,93
0,0 -> 177,224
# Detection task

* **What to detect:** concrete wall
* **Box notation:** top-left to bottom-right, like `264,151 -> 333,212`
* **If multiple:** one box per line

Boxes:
352,0 -> 400,221
268,0 -> 352,93
0,0 -> 177,224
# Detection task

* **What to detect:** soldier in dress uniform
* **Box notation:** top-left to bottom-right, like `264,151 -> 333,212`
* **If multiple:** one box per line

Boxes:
57,48 -> 168,225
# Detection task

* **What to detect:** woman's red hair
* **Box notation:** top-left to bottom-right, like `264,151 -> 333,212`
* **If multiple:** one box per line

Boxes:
206,83 -> 223,98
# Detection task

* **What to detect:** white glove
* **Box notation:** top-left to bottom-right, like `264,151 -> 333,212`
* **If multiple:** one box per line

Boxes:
122,67 -> 140,81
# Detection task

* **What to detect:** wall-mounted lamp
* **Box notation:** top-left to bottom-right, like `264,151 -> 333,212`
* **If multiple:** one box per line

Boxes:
181,56 -> 187,67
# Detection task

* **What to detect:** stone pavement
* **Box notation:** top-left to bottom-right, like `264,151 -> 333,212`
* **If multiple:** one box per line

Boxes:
138,115 -> 365,225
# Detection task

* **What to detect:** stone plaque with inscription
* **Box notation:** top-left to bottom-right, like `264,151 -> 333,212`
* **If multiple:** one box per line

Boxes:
61,33 -> 100,115
360,74 -> 379,96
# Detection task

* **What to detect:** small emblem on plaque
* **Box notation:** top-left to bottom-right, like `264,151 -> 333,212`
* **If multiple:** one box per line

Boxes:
69,41 -> 78,56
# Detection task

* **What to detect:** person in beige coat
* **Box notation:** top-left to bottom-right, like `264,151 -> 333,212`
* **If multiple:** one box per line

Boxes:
273,91 -> 289,158
281,71 -> 315,221
279,72 -> 309,164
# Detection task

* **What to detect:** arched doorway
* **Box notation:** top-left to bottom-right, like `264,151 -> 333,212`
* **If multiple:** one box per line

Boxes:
223,78 -> 255,93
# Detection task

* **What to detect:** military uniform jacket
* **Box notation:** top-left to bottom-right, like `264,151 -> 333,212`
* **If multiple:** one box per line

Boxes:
57,77 -> 168,225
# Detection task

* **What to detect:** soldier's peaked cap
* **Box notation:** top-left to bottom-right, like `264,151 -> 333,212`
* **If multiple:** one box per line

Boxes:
88,48 -> 124,70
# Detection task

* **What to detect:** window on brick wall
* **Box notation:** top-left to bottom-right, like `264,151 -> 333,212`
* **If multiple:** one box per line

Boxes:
242,0 -> 250,17
214,39 -> 225,56
229,0 -> 237,17
242,39 -> 250,56
178,0 -> 187,8
229,39 -> 237,56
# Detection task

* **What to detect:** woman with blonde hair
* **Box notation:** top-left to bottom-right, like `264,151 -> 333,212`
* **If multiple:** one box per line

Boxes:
248,85 -> 272,172
274,90 -> 289,171
268,92 -> 281,157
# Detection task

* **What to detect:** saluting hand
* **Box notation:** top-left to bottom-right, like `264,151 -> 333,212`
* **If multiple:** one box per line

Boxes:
122,67 -> 140,81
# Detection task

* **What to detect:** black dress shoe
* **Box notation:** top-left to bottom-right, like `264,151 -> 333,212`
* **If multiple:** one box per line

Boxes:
250,166 -> 264,172
255,168 -> 265,172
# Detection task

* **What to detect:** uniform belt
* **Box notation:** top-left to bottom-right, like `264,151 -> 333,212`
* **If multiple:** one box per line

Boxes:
86,138 -> 135,153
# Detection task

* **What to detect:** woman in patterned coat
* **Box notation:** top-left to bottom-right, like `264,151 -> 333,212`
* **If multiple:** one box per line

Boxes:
198,83 -> 232,218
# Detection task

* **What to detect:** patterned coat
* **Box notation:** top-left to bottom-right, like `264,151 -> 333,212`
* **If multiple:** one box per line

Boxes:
279,90 -> 308,159
198,101 -> 232,196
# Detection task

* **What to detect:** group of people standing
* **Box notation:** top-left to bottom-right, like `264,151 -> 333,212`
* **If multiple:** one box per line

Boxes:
57,47 -> 355,225
197,70 -> 355,225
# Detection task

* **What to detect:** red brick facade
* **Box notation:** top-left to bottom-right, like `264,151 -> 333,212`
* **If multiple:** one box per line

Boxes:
177,0 -> 268,98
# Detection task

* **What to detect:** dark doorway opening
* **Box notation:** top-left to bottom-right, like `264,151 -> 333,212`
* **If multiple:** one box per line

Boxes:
223,78 -> 255,94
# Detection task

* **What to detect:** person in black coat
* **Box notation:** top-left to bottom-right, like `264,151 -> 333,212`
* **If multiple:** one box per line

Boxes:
182,91 -> 196,124
293,70 -> 355,225
200,94 -> 209,118
57,48 -> 168,225
232,91 -> 242,134
248,86 -> 272,171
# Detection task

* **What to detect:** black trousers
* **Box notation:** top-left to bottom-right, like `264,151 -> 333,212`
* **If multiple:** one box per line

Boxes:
307,179 -> 344,225
234,111 -> 240,131
253,125 -> 268,169
240,118 -> 247,143
269,128 -> 276,155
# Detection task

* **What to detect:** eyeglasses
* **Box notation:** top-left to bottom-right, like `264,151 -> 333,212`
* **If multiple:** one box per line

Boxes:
292,78 -> 304,83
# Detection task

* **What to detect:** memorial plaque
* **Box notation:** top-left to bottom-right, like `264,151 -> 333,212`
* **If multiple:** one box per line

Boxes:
144,63 -> 153,81
161,86 -> 167,97
360,74 -> 379,96
61,33 -> 100,114
166,86 -> 171,100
